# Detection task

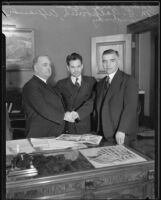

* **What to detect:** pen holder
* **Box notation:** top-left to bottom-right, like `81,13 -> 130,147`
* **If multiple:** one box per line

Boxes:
11,153 -> 33,170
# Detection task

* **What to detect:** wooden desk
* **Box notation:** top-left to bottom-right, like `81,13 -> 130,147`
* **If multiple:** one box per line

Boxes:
6,144 -> 155,200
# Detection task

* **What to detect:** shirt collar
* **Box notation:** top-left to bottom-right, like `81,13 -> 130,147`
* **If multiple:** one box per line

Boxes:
71,76 -> 82,85
35,75 -> 47,83
107,69 -> 118,83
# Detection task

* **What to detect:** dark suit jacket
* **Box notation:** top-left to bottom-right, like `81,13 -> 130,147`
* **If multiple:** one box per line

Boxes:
94,69 -> 139,144
22,75 -> 65,138
55,76 -> 96,134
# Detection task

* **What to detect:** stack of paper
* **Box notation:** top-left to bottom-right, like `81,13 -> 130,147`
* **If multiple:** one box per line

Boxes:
6,139 -> 35,155
30,138 -> 87,150
56,134 -> 102,145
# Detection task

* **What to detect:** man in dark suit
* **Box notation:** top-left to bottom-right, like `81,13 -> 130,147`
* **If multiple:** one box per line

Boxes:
22,55 -> 65,138
55,52 -> 96,134
94,49 -> 139,146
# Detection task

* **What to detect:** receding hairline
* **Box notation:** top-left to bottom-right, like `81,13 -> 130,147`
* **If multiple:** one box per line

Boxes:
32,55 -> 51,69
35,55 -> 50,62
102,49 -> 119,57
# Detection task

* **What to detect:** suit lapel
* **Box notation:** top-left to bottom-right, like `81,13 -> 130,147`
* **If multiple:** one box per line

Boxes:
104,69 -> 123,102
71,76 -> 87,109
96,70 -> 123,109
66,77 -> 79,109
33,75 -> 48,88
67,77 -> 78,94
33,75 -> 65,109
77,76 -> 86,96
96,77 -> 107,110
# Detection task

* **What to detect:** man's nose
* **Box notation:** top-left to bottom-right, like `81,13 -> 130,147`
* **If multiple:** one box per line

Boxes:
47,66 -> 51,71
105,62 -> 109,67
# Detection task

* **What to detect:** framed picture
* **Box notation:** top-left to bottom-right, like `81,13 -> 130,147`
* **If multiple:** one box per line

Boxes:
91,34 -> 132,80
3,28 -> 35,71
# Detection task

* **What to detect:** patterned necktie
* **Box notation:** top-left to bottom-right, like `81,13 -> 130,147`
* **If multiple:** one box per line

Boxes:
103,75 -> 110,97
106,75 -> 110,88
75,78 -> 80,88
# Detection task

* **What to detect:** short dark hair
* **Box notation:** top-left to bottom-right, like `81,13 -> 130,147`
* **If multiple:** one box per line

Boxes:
66,53 -> 83,66
102,49 -> 119,57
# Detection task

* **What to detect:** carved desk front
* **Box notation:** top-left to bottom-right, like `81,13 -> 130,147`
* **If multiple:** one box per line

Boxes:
6,144 -> 154,200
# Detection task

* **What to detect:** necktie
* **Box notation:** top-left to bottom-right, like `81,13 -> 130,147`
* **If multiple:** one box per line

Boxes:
103,75 -> 110,97
75,78 -> 80,88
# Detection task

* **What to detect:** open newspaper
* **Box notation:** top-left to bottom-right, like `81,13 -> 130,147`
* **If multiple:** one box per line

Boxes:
30,137 -> 87,151
79,145 -> 147,168
56,133 -> 102,145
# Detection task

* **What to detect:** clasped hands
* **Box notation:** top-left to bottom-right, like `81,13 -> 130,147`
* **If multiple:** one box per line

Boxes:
64,111 -> 79,123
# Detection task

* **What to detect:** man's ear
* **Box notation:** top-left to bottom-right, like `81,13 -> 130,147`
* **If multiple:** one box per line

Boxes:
66,65 -> 69,71
34,64 -> 38,73
117,58 -> 121,68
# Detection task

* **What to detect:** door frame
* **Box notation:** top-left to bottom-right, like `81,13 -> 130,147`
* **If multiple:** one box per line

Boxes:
127,14 -> 159,198
127,14 -> 158,80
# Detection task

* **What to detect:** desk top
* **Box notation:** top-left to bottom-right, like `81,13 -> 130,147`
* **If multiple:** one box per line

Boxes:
6,139 -> 154,185
6,137 -> 155,200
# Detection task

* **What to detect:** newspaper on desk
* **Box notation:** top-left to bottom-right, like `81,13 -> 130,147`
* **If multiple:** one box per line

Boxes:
56,133 -> 102,145
30,137 -> 87,151
6,139 -> 35,155
79,145 -> 147,168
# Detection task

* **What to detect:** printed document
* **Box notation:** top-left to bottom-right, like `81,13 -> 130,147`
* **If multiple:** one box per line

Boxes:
30,137 -> 87,150
79,145 -> 147,168
56,133 -> 102,145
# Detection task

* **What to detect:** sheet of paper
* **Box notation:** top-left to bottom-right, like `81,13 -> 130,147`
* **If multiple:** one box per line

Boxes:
30,138 -> 49,148
79,145 -> 147,168
79,134 -> 102,145
56,134 -> 81,142
30,137 -> 86,150
56,134 -> 102,145
6,139 -> 35,155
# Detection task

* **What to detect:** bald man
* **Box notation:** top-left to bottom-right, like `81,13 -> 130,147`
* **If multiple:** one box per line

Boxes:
22,55 -> 65,138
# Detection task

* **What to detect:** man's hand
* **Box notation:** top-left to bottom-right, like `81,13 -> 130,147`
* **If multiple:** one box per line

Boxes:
71,111 -> 80,121
115,131 -> 125,145
64,111 -> 80,123
64,112 -> 75,123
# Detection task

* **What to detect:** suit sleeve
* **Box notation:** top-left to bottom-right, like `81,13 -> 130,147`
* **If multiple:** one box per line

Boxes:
22,83 -> 64,124
54,81 -> 68,111
118,77 -> 139,135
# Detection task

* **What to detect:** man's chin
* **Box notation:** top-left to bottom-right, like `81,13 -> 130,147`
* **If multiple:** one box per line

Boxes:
73,74 -> 80,77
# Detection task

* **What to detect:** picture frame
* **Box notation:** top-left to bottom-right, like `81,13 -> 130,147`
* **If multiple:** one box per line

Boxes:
3,28 -> 35,71
91,34 -> 132,80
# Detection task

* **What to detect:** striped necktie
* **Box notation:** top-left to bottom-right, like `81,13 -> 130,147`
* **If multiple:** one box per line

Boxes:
103,75 -> 110,97
75,78 -> 80,88
106,75 -> 110,86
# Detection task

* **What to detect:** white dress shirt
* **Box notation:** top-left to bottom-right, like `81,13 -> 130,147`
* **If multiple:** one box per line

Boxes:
71,76 -> 82,86
108,69 -> 118,84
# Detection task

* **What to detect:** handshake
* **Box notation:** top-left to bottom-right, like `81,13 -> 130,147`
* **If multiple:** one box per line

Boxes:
64,111 -> 80,123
